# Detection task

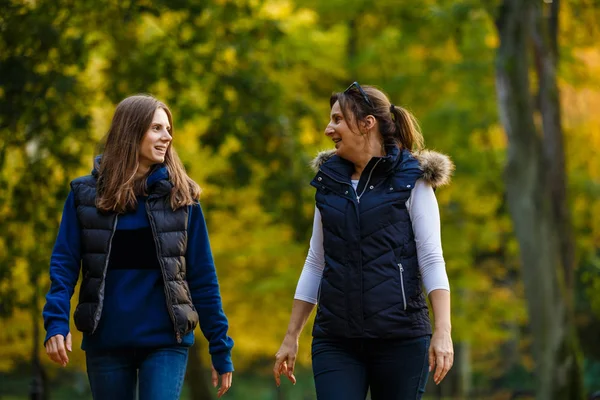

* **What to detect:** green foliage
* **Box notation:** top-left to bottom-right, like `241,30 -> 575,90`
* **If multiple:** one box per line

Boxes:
0,0 -> 95,315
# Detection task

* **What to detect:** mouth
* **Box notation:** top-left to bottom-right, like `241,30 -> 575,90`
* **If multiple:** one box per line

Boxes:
154,145 -> 168,154
332,138 -> 341,148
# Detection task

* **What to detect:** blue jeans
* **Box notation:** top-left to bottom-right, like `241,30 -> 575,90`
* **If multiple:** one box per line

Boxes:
86,346 -> 189,400
312,336 -> 430,400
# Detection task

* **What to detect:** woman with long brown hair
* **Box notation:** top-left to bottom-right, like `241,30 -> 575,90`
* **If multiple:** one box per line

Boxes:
42,94 -> 233,399
274,83 -> 454,399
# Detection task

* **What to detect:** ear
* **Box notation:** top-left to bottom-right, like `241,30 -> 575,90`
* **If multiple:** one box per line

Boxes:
360,115 -> 377,132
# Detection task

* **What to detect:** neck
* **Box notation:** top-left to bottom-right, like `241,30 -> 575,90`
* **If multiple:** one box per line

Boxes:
352,139 -> 385,179
135,162 -> 151,181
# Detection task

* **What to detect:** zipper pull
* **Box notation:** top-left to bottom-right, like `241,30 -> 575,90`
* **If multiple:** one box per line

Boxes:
176,331 -> 182,343
398,263 -> 404,272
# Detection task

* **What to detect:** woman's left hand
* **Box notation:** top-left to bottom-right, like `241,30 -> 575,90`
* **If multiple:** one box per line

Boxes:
211,365 -> 233,398
428,329 -> 454,385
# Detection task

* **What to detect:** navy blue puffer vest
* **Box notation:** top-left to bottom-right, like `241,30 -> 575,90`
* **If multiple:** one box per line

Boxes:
311,146 -> 440,339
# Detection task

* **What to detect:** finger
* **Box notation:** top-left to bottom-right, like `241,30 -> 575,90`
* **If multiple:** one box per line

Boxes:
428,346 -> 435,372
438,354 -> 454,384
217,375 -> 227,398
48,339 -> 62,364
273,357 -> 282,386
212,366 -> 219,388
218,373 -> 231,398
66,333 -> 72,352
46,339 -> 57,363
287,356 -> 297,384
279,360 -> 289,386
56,339 -> 68,366
434,355 -> 444,384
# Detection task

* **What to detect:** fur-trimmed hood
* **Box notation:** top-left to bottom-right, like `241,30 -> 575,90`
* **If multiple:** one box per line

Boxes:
310,149 -> 454,188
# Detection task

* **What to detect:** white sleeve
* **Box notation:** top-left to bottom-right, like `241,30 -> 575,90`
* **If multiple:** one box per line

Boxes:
407,179 -> 450,295
294,207 -> 325,304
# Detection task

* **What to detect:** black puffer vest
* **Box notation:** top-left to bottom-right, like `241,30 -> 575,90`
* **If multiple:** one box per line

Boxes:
71,167 -> 198,342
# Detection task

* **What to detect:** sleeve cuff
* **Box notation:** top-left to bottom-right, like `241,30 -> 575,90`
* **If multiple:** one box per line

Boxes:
211,351 -> 234,375
44,327 -> 70,346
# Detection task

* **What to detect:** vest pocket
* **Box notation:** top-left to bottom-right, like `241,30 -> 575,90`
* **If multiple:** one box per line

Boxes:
397,263 -> 407,311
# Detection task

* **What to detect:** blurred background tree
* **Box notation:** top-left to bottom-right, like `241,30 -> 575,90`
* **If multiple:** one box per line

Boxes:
1,0 -> 599,399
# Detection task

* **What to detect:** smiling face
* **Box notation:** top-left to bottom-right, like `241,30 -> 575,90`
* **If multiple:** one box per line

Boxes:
324,101 -> 369,163
139,107 -> 172,170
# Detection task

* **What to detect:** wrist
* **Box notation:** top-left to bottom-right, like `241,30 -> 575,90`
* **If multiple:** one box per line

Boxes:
434,323 -> 451,333
285,330 -> 301,340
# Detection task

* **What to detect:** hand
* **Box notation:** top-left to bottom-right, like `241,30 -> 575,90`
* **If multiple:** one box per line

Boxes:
211,364 -> 232,398
428,329 -> 454,385
273,334 -> 298,386
45,333 -> 72,367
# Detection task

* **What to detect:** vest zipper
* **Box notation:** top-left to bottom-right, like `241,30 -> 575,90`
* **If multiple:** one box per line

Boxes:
398,263 -> 407,311
356,159 -> 382,204
146,204 -> 183,344
91,215 -> 119,334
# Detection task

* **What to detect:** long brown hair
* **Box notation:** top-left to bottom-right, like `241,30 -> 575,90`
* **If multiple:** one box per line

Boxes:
96,94 -> 200,213
330,85 -> 424,151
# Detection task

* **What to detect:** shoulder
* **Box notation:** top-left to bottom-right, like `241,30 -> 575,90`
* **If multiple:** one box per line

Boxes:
69,175 -> 97,205
310,150 -> 337,172
70,174 -> 96,189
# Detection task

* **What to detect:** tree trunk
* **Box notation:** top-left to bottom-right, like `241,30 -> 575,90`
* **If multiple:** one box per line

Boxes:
30,283 -> 47,400
530,0 -> 576,293
186,340 -> 214,400
347,18 -> 358,79
493,1 -> 584,399
456,340 -> 471,399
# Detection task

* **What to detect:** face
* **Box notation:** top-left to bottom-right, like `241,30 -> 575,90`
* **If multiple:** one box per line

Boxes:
139,108 -> 172,168
325,101 -> 366,162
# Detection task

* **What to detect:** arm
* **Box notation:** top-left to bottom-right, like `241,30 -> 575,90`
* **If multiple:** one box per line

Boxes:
408,179 -> 450,295
286,206 -> 324,337
186,203 -> 234,375
407,179 -> 453,384
429,289 -> 451,333
42,191 -> 81,366
274,207 -> 323,386
428,289 -> 453,384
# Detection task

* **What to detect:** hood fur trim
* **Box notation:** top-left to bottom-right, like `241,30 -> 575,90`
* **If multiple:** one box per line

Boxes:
413,150 -> 454,188
310,149 -> 454,188
309,149 -> 337,173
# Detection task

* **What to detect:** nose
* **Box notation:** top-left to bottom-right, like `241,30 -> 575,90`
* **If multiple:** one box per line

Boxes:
324,123 -> 334,137
162,130 -> 172,142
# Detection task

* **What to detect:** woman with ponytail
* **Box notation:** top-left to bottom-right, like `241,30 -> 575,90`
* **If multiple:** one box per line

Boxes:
42,95 -> 234,399
274,83 -> 454,399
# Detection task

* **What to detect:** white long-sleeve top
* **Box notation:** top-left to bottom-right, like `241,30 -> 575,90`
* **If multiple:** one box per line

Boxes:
294,179 -> 450,304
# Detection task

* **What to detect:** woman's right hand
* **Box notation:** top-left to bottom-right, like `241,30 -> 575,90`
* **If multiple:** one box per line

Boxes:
45,333 -> 72,367
273,334 -> 299,386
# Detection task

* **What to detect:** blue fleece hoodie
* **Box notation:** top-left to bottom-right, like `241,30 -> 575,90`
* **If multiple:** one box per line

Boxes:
42,165 -> 234,374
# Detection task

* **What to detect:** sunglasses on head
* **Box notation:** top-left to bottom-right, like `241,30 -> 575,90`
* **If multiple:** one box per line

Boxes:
344,81 -> 374,108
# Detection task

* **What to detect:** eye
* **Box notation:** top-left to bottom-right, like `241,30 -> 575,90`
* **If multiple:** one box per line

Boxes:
335,116 -> 342,123
153,125 -> 161,131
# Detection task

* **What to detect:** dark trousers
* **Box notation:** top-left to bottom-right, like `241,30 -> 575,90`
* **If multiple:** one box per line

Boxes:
312,335 -> 430,400
86,346 -> 189,400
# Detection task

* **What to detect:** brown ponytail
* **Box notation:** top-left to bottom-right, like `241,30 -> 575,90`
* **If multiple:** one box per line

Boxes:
389,105 -> 424,151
